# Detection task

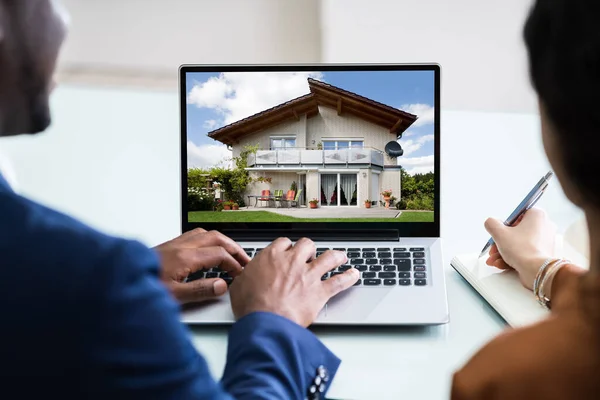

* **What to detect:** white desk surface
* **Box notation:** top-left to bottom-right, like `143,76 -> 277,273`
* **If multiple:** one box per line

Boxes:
0,106 -> 583,399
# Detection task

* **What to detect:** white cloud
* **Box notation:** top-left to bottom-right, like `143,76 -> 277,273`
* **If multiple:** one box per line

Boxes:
400,155 -> 435,175
398,134 -> 434,157
187,141 -> 231,168
203,119 -> 218,129
187,71 -> 323,127
401,103 -> 435,127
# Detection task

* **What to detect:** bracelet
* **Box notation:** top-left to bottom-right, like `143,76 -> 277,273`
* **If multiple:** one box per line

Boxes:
537,259 -> 570,309
533,258 -> 558,300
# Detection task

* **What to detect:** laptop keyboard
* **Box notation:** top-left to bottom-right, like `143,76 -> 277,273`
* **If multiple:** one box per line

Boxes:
315,247 -> 427,287
187,247 -> 428,287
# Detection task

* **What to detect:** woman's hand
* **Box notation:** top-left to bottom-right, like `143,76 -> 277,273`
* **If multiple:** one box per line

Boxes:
484,208 -> 557,290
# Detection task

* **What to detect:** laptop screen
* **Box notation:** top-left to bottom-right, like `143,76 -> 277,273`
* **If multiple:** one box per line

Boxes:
180,64 -> 440,238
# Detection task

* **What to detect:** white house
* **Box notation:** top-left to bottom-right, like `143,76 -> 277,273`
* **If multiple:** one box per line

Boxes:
208,78 -> 418,208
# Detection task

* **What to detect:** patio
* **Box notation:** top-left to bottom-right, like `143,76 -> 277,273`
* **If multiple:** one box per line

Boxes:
238,206 -> 402,219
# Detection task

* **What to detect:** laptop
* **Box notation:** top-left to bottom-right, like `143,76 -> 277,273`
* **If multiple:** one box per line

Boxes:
179,63 -> 448,325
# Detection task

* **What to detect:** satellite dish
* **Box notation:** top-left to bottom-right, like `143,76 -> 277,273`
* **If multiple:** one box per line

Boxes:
385,141 -> 404,158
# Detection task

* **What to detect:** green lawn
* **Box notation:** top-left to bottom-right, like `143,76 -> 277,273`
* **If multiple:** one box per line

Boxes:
188,210 -> 434,223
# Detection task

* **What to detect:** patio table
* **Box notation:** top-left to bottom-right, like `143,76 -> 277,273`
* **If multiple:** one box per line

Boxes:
246,195 -> 284,208
246,195 -> 260,207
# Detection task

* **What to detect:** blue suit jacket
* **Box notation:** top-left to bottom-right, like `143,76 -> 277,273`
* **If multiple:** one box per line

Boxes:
0,174 -> 339,399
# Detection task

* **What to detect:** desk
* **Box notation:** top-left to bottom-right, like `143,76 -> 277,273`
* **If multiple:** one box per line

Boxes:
0,107 -> 583,399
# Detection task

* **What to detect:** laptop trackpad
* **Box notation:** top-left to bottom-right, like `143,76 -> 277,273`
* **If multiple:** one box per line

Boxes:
317,287 -> 393,322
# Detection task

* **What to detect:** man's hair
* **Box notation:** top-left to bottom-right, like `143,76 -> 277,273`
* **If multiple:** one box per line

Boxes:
524,0 -> 600,205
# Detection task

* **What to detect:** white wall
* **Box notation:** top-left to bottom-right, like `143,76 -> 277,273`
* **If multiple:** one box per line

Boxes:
57,0 -> 321,88
307,107 -> 397,164
57,0 -> 537,111
380,170 -> 401,204
57,0 -> 537,112
320,0 -> 537,114
232,116 -> 306,158
0,85 -> 181,247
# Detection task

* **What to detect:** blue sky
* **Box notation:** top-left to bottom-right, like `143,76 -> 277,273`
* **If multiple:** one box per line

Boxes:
185,70 -> 435,174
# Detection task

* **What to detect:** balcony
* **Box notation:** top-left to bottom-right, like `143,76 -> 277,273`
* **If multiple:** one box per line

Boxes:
247,147 -> 385,168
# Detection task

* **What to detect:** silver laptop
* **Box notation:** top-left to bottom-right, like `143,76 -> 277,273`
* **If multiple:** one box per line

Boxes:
178,63 -> 448,325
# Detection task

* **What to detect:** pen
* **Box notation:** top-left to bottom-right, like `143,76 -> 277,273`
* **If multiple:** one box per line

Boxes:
478,171 -> 553,258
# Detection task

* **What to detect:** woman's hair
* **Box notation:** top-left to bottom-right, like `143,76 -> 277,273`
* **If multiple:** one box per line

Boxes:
524,0 -> 600,205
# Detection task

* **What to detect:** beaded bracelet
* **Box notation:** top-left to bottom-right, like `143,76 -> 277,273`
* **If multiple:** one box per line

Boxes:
537,259 -> 570,309
533,258 -> 559,301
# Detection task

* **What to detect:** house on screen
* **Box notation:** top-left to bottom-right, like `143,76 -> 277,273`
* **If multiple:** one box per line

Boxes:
207,78 -> 417,208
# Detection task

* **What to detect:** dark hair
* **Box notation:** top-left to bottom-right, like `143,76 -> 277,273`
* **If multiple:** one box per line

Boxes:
524,0 -> 600,205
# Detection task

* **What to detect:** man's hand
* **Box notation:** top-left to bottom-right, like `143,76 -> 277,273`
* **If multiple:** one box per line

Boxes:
229,237 -> 359,327
154,229 -> 250,304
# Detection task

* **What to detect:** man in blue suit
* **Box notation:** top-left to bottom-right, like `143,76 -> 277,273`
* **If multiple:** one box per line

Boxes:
0,1 -> 360,398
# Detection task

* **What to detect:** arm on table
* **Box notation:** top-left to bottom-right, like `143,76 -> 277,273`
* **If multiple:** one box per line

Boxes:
84,239 -> 338,399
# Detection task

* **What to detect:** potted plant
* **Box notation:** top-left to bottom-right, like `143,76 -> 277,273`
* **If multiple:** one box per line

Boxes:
381,189 -> 392,209
232,202 -> 239,210
381,189 -> 392,199
389,196 -> 397,207
309,198 -> 319,209
364,199 -> 372,209
223,201 -> 232,211
290,181 -> 297,192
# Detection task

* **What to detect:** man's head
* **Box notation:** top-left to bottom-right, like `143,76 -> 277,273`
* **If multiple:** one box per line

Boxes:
524,0 -> 600,210
0,0 -> 68,136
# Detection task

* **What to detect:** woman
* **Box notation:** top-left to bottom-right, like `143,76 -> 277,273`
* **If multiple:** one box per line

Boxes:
451,0 -> 600,398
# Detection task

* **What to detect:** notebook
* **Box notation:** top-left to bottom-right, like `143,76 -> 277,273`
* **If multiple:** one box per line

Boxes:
451,226 -> 590,328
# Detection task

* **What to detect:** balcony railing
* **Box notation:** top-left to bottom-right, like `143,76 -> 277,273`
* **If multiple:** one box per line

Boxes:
247,147 -> 385,167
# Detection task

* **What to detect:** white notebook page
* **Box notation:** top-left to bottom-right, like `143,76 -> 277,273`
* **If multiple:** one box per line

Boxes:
451,234 -> 589,327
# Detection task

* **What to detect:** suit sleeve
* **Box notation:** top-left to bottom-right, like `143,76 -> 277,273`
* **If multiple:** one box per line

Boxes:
83,238 -> 340,399
83,239 -> 233,399
222,312 -> 341,399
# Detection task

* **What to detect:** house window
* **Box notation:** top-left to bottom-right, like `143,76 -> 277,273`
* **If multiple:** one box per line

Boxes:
323,141 -> 336,150
270,137 -> 296,149
320,173 -> 358,206
322,139 -> 364,150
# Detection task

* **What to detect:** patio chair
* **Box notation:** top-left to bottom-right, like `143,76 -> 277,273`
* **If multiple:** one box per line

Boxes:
283,189 -> 302,208
282,190 -> 296,208
269,189 -> 284,207
257,189 -> 271,207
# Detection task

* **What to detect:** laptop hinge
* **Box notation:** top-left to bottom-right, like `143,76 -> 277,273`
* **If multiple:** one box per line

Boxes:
220,229 -> 399,242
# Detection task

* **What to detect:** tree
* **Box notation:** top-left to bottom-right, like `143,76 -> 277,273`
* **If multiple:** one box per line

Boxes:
187,167 -> 209,190
399,166 -> 434,210
400,167 -> 418,198
209,144 -> 258,206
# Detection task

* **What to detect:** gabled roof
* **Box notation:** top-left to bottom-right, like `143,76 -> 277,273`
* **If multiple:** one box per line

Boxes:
207,78 -> 418,146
